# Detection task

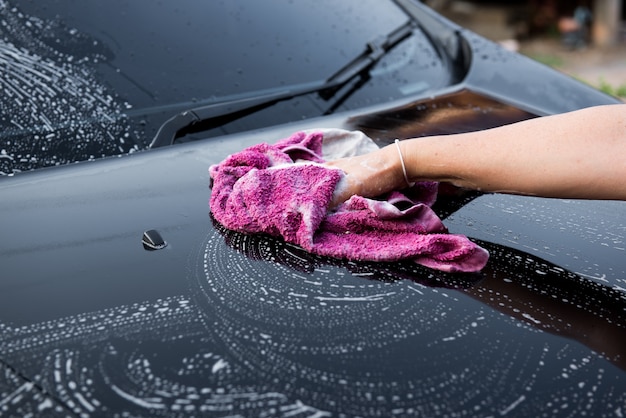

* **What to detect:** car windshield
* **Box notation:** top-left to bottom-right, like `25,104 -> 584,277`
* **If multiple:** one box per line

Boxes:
0,0 -> 449,175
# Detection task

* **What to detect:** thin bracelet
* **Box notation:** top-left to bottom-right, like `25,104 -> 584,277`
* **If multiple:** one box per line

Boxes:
394,139 -> 415,188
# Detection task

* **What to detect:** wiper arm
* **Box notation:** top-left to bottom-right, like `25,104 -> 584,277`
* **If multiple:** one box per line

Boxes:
149,20 -> 415,148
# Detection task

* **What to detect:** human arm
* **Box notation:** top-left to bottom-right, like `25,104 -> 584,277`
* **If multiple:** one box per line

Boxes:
327,104 -> 626,205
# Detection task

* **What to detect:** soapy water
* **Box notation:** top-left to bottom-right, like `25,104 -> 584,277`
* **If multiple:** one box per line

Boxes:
193,224 -> 626,416
0,0 -> 138,175
0,296 -> 330,417
1,224 -> 625,416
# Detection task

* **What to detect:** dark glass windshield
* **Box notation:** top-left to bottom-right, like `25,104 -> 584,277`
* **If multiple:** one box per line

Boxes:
0,0 -> 449,174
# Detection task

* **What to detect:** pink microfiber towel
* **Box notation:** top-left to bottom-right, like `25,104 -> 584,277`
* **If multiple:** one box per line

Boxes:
209,130 -> 489,273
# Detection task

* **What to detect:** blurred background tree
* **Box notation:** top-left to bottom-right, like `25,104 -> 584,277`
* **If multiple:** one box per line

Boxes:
423,0 -> 624,47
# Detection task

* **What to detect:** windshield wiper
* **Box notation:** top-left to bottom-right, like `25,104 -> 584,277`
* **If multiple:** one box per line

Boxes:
149,20 -> 415,148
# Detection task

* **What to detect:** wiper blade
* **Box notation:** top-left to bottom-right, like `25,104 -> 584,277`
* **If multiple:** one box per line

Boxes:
149,20 -> 415,148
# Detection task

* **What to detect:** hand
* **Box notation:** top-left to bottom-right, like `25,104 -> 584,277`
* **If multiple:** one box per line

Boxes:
325,144 -> 406,207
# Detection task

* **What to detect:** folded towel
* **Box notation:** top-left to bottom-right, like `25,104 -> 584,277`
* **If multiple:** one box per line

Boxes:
209,130 -> 489,273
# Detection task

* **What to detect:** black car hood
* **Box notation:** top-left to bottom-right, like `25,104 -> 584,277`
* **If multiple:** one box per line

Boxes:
2,92 -> 626,416
1,1 -> 625,417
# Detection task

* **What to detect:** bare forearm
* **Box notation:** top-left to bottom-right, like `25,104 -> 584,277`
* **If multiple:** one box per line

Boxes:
402,104 -> 626,200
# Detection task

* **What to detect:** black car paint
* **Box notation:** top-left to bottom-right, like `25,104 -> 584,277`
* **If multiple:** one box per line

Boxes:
2,0 -> 448,173
1,0 -> 625,417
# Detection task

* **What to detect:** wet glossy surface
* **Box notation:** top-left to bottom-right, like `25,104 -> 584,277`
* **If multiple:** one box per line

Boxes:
1,0 -> 447,174
1,93 -> 625,416
1,0 -> 625,416
1,0 -> 616,175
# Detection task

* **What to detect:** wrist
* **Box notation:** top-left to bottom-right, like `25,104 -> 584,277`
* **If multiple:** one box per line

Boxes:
394,139 -> 415,187
400,137 -> 432,184
378,142 -> 409,191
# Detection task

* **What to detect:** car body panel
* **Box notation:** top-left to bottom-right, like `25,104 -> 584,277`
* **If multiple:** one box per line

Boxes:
1,1 -> 625,416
